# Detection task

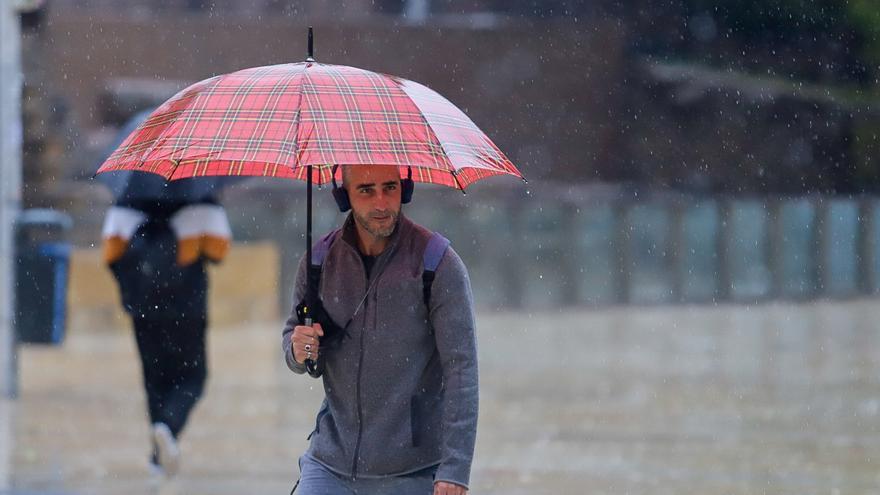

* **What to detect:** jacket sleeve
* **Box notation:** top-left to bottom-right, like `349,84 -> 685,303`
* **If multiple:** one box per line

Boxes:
428,247 -> 478,489
281,254 -> 308,374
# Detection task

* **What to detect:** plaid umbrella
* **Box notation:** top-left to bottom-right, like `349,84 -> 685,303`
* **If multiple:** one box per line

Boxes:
96,28 -> 525,373
97,36 -> 523,189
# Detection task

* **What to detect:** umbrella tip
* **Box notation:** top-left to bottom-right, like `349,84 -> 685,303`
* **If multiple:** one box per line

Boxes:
521,176 -> 529,184
306,26 -> 315,62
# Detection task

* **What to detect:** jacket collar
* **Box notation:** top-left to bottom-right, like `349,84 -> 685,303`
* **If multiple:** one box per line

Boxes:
340,211 -> 412,259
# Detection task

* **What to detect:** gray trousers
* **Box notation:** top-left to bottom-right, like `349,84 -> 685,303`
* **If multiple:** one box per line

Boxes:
294,455 -> 437,495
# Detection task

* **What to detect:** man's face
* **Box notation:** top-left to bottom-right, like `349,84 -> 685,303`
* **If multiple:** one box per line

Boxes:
343,165 -> 403,239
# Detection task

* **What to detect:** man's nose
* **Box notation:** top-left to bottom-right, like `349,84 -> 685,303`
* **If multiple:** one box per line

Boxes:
375,190 -> 393,209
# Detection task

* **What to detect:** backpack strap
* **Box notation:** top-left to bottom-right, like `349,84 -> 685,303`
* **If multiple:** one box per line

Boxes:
308,228 -> 341,296
311,229 -> 341,266
422,232 -> 450,307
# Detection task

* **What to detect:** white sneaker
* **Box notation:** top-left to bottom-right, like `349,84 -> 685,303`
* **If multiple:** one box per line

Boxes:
152,422 -> 180,477
148,460 -> 165,485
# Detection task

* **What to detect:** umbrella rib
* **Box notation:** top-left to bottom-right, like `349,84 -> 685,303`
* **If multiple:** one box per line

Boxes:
392,79 -> 461,186
450,169 -> 467,194
290,63 -> 310,177
134,81 -> 219,167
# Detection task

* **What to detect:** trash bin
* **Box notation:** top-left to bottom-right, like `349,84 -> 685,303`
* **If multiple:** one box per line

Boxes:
15,209 -> 73,345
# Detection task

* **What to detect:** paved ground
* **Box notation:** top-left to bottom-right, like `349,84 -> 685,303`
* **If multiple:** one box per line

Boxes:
7,300 -> 880,494
0,397 -> 10,491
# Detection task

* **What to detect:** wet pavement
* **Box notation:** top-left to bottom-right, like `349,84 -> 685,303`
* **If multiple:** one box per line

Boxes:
8,300 -> 880,494
1,397 -> 10,491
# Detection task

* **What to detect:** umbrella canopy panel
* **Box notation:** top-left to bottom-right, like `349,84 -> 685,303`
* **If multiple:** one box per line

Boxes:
97,110 -> 242,204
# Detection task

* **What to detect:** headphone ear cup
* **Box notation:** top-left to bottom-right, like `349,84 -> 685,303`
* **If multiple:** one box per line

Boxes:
401,178 -> 414,204
332,187 -> 351,212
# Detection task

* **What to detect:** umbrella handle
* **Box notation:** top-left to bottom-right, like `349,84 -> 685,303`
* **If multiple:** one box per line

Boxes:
304,316 -> 320,376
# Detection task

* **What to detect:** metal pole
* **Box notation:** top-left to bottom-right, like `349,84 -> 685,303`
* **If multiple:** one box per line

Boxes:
669,199 -> 685,303
857,196 -> 876,294
766,197 -> 785,299
0,0 -> 23,400
613,200 -> 631,304
0,2 -> 22,491
714,198 -> 732,302
813,197 -> 829,297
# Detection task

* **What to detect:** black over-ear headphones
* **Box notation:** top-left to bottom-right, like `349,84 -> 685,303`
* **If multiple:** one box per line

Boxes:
331,165 -> 414,213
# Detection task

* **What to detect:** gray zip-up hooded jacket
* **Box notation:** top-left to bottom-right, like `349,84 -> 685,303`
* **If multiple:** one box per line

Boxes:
281,213 -> 479,488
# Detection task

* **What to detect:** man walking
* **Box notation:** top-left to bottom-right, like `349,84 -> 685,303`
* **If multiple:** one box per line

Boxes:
282,165 -> 478,495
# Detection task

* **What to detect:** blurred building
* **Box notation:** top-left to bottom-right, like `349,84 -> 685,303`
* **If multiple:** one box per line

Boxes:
15,0 -> 880,311
26,0 -> 621,211
21,1 -> 880,227
46,0 -> 593,18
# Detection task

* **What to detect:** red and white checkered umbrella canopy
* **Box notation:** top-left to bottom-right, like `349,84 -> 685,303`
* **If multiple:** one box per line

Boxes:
97,62 -> 524,190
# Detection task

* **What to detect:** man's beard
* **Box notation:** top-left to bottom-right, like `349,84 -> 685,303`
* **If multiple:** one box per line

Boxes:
353,208 -> 399,238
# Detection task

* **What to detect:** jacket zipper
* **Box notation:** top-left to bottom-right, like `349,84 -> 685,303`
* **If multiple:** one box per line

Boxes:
351,304 -> 366,480
348,241 -> 395,480
351,257 -> 370,480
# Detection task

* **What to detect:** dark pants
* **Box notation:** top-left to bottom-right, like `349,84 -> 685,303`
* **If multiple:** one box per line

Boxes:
132,315 -> 208,438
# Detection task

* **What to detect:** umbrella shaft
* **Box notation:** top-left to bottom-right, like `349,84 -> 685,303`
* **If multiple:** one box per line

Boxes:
304,167 -> 319,376
306,165 -> 313,307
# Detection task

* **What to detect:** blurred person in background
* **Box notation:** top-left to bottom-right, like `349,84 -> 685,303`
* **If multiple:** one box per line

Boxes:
102,198 -> 231,477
